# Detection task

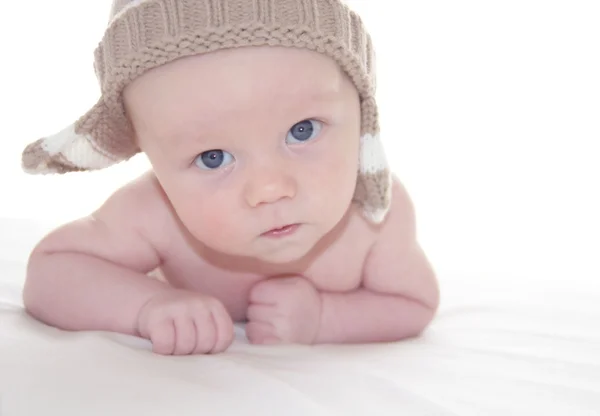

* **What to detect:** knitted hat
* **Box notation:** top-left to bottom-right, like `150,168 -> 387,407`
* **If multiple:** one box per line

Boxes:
21,0 -> 392,223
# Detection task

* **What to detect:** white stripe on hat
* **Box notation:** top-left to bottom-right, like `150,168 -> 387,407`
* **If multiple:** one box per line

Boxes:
40,124 -> 116,170
359,133 -> 387,174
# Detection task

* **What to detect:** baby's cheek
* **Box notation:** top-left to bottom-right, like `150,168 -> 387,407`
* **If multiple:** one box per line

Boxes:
183,203 -> 239,247
315,153 -> 357,194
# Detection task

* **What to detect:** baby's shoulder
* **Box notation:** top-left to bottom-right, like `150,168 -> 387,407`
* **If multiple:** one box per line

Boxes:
94,170 -> 180,246
28,171 -> 176,274
97,170 -> 170,221
333,174 -> 416,260
363,174 -> 417,246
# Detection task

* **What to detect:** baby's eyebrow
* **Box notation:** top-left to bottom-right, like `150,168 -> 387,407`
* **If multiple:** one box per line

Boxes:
291,81 -> 344,102
296,89 -> 348,113
159,84 -> 345,146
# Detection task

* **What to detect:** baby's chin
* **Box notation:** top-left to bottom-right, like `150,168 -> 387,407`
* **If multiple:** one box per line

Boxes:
225,242 -> 315,265
193,221 -> 339,266
251,246 -> 313,265
211,237 -> 319,266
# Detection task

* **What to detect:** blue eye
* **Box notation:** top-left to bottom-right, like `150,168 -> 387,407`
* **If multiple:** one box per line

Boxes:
194,149 -> 234,170
285,119 -> 322,144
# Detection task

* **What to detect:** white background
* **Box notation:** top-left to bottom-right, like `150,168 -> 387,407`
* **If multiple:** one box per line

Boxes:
0,0 -> 598,286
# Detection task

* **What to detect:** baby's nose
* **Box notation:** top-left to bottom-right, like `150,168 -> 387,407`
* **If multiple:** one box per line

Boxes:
243,166 -> 297,207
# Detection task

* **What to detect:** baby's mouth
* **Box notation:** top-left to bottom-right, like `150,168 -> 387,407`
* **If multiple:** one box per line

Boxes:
261,223 -> 300,238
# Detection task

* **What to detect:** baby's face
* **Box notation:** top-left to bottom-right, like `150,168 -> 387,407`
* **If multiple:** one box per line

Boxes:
123,46 -> 361,264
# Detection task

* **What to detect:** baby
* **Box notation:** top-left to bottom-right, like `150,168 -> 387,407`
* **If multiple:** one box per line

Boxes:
21,0 -> 439,355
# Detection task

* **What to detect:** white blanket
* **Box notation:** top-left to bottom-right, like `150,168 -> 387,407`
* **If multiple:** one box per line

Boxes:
1,218 -> 599,415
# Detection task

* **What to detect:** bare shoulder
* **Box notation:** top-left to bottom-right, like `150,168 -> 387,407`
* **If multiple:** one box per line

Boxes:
375,175 -> 418,242
92,170 -> 176,240
361,175 -> 440,309
30,170 -> 173,274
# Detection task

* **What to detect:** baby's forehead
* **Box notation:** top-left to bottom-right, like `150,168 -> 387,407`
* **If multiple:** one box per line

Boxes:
130,47 -> 346,97
125,47 -> 353,131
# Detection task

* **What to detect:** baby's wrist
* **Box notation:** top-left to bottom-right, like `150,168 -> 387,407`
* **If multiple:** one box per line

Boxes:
313,292 -> 345,344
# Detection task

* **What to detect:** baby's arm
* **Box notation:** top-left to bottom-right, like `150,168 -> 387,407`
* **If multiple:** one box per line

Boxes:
316,178 -> 440,344
23,175 -> 169,336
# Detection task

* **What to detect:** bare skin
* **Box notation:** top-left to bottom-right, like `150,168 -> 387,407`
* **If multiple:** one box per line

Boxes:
22,46 -> 439,355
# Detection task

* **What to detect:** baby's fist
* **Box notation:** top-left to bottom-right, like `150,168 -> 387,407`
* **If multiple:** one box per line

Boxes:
246,276 -> 321,345
136,290 -> 234,355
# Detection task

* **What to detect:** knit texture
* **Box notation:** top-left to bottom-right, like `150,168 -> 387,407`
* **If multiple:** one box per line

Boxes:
21,0 -> 392,223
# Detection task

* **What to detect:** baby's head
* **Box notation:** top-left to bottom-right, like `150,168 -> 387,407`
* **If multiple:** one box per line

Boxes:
123,46 -> 362,262
21,0 -> 392,263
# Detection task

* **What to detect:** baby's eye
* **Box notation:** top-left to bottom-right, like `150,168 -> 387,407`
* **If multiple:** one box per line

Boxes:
285,119 -> 323,144
194,149 -> 234,170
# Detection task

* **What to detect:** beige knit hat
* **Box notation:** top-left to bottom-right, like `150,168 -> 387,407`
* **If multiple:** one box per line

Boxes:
21,0 -> 392,223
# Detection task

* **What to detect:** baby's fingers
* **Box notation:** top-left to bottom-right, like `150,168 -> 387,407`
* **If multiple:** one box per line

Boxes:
246,321 -> 279,345
173,316 -> 198,355
208,301 -> 235,353
149,318 -> 176,355
246,303 -> 277,323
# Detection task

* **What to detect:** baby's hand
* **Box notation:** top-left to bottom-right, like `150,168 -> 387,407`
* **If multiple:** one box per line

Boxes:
246,276 -> 322,345
136,290 -> 234,355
